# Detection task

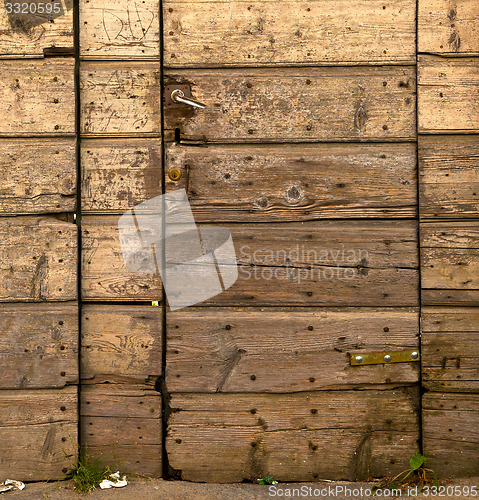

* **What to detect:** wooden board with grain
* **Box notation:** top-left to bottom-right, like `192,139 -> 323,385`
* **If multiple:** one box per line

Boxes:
81,384 -> 161,476
418,0 -> 479,56
421,307 -> 479,392
419,135 -> 479,219
81,139 -> 162,213
80,0 -> 160,59
81,305 -> 162,382
165,67 -> 416,142
167,307 -> 419,393
164,0 -> 415,67
0,387 -> 77,482
0,217 -> 77,302
0,59 -> 75,136
421,222 -> 479,305
164,143 -> 417,221
0,302 -> 78,389
418,56 -> 479,134
0,138 -> 76,215
0,1 -> 73,58
167,389 -> 419,482
82,218 -> 418,305
423,393 -> 479,477
80,62 -> 161,137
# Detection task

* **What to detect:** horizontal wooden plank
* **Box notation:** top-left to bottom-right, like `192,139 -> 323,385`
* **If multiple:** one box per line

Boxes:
167,389 -> 419,482
421,222 -> 479,304
0,59 -> 75,136
81,384 -> 161,476
0,302 -> 78,389
419,135 -> 479,219
418,56 -> 479,134
164,143 -> 417,221
80,0 -> 160,59
164,0 -> 415,67
81,305 -> 162,382
82,218 -> 418,305
0,1 -> 73,58
0,138 -> 76,215
167,307 -> 419,393
165,67 -> 416,142
80,62 -> 161,136
422,289 -> 479,306
0,217 -> 77,302
423,393 -> 479,477
0,387 -> 77,482
421,307 -> 479,392
418,0 -> 479,56
81,139 -> 162,213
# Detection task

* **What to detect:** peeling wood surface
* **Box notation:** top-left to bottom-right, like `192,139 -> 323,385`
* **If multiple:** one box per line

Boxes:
80,0 -> 160,59
81,139 -> 162,213
81,216 -> 162,300
0,217 -> 77,302
0,138 -> 76,215
0,387 -> 77,482
81,305 -> 162,382
167,389 -> 419,482
164,143 -> 417,221
167,307 -> 419,393
165,67 -> 416,142
422,307 -> 479,392
421,222 -> 479,305
82,218 -> 418,305
419,135 -> 479,219
0,302 -> 78,389
418,56 -> 479,134
418,0 -> 479,56
0,3 -> 73,58
80,62 -> 161,136
423,393 -> 479,477
0,59 -> 75,136
164,0 -> 415,67
81,384 -> 161,476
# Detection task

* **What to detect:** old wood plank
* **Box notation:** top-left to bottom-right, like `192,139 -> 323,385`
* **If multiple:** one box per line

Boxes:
418,0 -> 479,56
419,135 -> 479,219
423,393 -> 479,477
164,0 -> 415,67
0,217 -> 77,302
164,143 -> 417,221
0,1 -> 73,58
81,139 -> 162,213
81,384 -> 161,476
418,56 -> 479,133
0,59 -> 75,136
167,307 -> 419,393
0,387 -> 77,482
80,0 -> 160,59
421,307 -> 479,392
81,216 -> 162,300
81,305 -> 162,382
82,218 -> 418,305
0,302 -> 78,389
80,62 -> 160,137
167,389 -> 419,482
165,67 -> 416,142
421,222 -> 479,305
0,138 -> 76,215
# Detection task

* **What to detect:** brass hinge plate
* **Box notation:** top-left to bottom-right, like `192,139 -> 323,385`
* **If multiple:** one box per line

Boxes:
350,349 -> 420,366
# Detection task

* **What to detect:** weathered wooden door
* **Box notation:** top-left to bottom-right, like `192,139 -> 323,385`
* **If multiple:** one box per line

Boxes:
161,0 -> 420,482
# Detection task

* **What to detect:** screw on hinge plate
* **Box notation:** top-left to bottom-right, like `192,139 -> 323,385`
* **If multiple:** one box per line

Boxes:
350,349 -> 420,366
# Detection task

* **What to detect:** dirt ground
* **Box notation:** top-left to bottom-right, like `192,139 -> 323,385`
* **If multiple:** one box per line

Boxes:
3,478 -> 479,500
